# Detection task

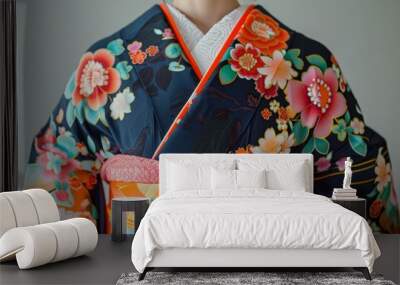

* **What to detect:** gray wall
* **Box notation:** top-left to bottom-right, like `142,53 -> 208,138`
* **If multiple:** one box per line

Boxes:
17,0 -> 400,188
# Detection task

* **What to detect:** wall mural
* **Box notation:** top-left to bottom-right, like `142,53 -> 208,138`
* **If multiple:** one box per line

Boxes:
25,4 -> 399,234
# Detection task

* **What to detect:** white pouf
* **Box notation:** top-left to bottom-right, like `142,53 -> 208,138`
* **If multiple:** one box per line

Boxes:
0,189 -> 98,269
0,218 -> 98,269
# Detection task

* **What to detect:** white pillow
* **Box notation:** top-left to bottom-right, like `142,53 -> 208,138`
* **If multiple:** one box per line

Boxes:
237,159 -> 308,191
167,163 -> 210,191
167,160 -> 236,191
211,169 -> 267,190
266,165 -> 307,191
237,169 -> 267,189
211,168 -> 236,190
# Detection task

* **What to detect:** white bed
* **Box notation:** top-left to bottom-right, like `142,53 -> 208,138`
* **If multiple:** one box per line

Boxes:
131,154 -> 380,280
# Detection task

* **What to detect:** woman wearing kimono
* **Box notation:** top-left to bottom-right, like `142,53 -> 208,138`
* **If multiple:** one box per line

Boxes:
25,0 -> 399,233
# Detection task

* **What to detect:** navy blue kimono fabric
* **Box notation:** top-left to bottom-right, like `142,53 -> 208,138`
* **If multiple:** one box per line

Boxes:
25,4 -> 399,233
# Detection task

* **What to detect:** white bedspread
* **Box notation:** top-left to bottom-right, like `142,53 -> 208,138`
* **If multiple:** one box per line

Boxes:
131,190 -> 380,273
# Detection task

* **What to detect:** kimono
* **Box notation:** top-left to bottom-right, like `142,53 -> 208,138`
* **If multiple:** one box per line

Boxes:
25,3 -> 399,234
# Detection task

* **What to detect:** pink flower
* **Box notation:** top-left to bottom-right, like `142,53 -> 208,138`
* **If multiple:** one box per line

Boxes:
230,43 -> 264,80
55,190 -> 69,201
127,41 -> 142,53
287,66 -> 347,138
336,157 -> 347,171
72,49 -> 121,111
162,28 -> 175,40
34,128 -> 56,154
37,149 -> 80,182
315,156 -> 331,172
35,132 -> 80,183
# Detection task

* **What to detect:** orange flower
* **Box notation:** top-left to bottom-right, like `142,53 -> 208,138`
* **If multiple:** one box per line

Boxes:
238,9 -> 290,56
130,50 -> 147,64
70,169 -> 97,191
278,107 -> 289,122
286,105 -> 297,120
146,45 -> 159,57
72,49 -> 121,111
261,108 -> 272,120
236,145 -> 253,154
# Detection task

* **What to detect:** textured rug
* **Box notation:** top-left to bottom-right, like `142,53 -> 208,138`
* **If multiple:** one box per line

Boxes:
116,272 -> 396,285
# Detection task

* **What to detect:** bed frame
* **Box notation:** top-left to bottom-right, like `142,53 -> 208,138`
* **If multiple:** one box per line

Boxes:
139,154 -> 371,281
140,248 -> 370,280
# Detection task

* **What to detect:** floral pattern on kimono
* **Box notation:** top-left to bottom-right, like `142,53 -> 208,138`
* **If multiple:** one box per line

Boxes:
25,4 -> 399,234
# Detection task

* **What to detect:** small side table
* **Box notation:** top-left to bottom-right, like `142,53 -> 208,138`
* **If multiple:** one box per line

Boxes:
331,198 -> 366,219
111,197 -> 150,242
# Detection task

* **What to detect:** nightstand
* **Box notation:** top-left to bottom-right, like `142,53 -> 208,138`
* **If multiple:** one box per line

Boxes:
111,197 -> 150,241
331,198 -> 366,219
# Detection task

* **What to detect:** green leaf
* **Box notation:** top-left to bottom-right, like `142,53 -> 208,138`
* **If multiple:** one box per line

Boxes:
87,135 -> 96,153
168,61 -> 185,72
165,43 -> 182,59
302,138 -> 315,153
315,138 -> 330,155
345,112 -> 351,124
116,61 -> 133,80
293,121 -> 309,146
219,64 -> 237,85
84,106 -> 100,125
153,28 -> 163,35
107,39 -> 125,56
91,205 -> 98,220
385,193 -> 397,218
101,150 -> 114,159
332,119 -> 347,142
284,49 -> 304,70
99,107 -> 109,127
306,55 -> 328,72
56,134 -> 78,158
222,47 -> 233,62
64,72 -> 76,99
49,115 -> 57,133
101,136 -> 111,151
380,183 -> 391,201
349,134 -> 367,157
367,188 -> 378,198
75,102 -> 84,124
66,101 -> 76,127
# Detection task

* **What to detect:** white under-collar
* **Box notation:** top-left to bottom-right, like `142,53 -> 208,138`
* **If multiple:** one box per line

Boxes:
167,4 -> 246,75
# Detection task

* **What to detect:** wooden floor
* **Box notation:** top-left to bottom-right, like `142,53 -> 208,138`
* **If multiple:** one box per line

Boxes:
0,234 -> 398,284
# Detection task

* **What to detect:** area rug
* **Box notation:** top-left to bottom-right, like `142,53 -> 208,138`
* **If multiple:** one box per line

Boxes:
116,272 -> 396,285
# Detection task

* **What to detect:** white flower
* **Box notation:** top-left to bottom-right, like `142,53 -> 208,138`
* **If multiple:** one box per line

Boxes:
110,87 -> 135,120
276,119 -> 288,131
258,50 -> 298,89
252,128 -> 294,154
351,118 -> 365,135
269,100 -> 280,113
